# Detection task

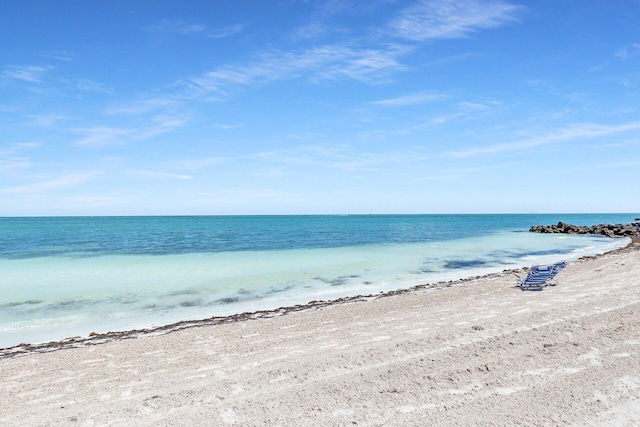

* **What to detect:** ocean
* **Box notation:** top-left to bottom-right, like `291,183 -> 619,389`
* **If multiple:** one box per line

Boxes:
0,214 -> 634,348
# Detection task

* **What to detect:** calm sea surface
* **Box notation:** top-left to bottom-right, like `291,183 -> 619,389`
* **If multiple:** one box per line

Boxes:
0,214 -> 634,347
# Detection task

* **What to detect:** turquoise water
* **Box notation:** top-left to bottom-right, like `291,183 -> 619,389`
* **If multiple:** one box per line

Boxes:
0,214 -> 634,347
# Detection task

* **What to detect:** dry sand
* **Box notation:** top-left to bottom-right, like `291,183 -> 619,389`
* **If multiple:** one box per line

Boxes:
1,244 -> 639,426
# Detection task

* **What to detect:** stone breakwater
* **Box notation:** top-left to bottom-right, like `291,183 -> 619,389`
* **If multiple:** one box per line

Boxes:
530,221 -> 640,239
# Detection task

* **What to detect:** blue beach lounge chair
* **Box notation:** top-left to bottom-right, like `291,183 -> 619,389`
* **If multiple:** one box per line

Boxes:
529,261 -> 566,281
517,261 -> 566,291
517,269 -> 555,291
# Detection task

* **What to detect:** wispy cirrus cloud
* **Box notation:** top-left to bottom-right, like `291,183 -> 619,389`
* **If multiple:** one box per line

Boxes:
457,101 -> 497,112
413,167 -> 481,181
371,92 -> 445,106
0,157 -> 32,174
175,157 -> 227,171
124,170 -> 193,180
208,24 -> 246,39
288,0 -> 386,42
181,43 -> 408,96
28,114 -> 74,127
290,22 -> 334,42
211,123 -> 244,130
447,121 -> 640,158
147,19 -> 208,35
41,51 -> 76,62
254,143 -> 428,172
0,173 -> 96,194
72,113 -> 188,146
134,114 -> 189,139
106,96 -> 186,126
2,65 -> 52,83
389,0 -> 524,41
147,19 -> 245,39
64,78 -> 113,94
575,160 -> 640,171
313,0 -> 360,17
3,63 -> 111,96
73,127 -> 132,147
61,195 -> 120,207
320,45 -> 409,81
373,99 -> 497,138
615,43 -> 640,59
392,113 -> 465,135
424,52 -> 484,67
190,189 -> 303,208
0,142 -> 41,155
105,97 -> 178,116
0,142 -> 39,174
175,1 -> 523,100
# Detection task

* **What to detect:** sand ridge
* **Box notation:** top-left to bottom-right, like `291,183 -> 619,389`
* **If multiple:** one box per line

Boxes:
1,246 -> 639,426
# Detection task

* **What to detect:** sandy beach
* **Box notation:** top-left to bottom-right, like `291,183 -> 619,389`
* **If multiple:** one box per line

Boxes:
2,241 -> 639,426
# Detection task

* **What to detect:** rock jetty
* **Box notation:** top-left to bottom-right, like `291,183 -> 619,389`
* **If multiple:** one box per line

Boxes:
530,221 -> 640,238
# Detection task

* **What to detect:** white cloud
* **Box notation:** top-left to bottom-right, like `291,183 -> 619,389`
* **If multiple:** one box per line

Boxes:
0,173 -> 95,194
212,123 -> 244,130
424,52 -> 483,67
41,51 -> 76,62
72,116 -> 187,146
290,22 -> 332,41
147,19 -> 208,35
65,78 -> 113,94
254,144 -> 428,172
0,157 -> 32,174
173,1 -> 522,100
317,45 -> 408,81
61,195 -> 120,207
0,142 -> 41,155
392,113 -> 465,135
147,20 -> 245,39
615,43 -> 640,59
181,44 -> 407,96
191,189 -> 302,206
105,97 -> 178,116
124,170 -> 193,180
314,0 -> 359,18
580,160 -> 640,170
28,114 -> 74,128
2,65 -> 51,83
0,143 -> 39,174
448,121 -> 640,158
208,24 -> 246,39
176,157 -> 227,170
457,101 -> 495,112
413,167 -> 481,181
134,115 -> 189,139
371,92 -> 445,106
390,0 -> 523,41
73,127 -> 132,147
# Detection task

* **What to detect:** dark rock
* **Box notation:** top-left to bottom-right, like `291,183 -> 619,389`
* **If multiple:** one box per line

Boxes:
530,222 -> 640,239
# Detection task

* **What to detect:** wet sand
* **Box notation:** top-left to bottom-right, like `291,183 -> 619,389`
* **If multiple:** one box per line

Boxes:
1,242 -> 639,426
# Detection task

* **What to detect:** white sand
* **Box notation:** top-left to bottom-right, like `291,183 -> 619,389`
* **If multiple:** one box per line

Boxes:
1,246 -> 639,426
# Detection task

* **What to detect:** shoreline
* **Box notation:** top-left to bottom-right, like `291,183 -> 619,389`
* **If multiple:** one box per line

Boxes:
2,233 -> 637,359
2,233 -> 639,425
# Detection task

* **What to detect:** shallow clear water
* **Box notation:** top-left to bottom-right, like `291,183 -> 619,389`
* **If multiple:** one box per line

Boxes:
0,214 -> 633,347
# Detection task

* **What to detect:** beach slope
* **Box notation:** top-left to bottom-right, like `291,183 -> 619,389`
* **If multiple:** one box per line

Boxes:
1,247 -> 639,426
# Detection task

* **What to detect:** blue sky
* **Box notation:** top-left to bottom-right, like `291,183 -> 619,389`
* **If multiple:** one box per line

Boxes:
1,0 -> 639,215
